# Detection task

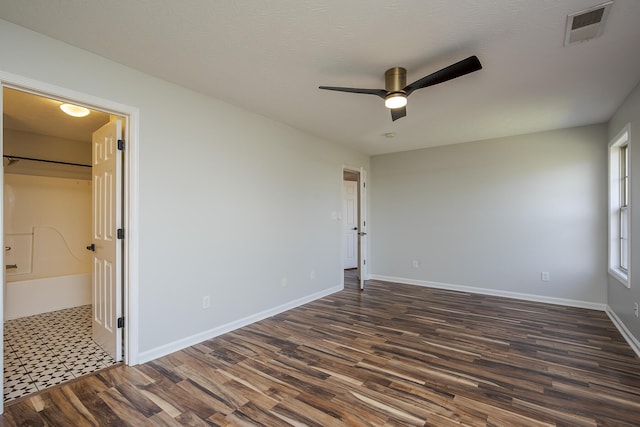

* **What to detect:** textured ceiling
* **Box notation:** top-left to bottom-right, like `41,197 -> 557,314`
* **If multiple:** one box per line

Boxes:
1,0 -> 639,155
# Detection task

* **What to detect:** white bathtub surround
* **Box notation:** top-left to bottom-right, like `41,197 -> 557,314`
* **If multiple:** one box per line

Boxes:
4,173 -> 93,319
4,174 -> 92,281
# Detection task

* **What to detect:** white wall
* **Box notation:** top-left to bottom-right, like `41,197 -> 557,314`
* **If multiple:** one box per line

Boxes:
0,19 -> 369,357
370,124 -> 608,306
608,81 -> 640,344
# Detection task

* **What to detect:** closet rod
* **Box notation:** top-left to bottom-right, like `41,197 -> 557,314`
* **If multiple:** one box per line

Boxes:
3,155 -> 91,168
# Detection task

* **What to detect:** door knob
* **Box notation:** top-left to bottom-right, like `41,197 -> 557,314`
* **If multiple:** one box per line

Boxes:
86,243 -> 96,252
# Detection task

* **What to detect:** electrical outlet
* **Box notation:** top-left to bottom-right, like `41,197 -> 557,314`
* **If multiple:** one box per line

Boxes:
310,271 -> 315,280
202,295 -> 210,309
541,272 -> 550,282
412,260 -> 420,269
281,277 -> 288,288
634,302 -> 639,318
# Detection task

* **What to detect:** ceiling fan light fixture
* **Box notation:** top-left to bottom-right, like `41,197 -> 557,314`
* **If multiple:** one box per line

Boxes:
384,93 -> 407,109
60,103 -> 90,117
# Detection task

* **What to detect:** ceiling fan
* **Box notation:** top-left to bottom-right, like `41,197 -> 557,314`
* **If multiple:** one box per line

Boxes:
319,55 -> 482,121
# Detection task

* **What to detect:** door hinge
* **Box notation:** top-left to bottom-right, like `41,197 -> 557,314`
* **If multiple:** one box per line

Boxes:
117,139 -> 125,151
117,228 -> 125,239
117,317 -> 125,328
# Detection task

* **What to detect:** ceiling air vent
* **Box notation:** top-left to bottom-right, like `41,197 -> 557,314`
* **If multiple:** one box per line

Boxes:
564,1 -> 613,46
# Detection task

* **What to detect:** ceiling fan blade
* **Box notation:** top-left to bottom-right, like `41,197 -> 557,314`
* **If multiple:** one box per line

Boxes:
391,106 -> 406,121
319,86 -> 387,99
404,56 -> 482,96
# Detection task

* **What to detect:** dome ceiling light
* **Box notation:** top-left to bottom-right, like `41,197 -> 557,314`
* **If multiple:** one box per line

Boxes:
60,103 -> 90,117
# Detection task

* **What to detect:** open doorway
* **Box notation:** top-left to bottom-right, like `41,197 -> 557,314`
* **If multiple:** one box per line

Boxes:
343,167 -> 367,290
2,88 -> 124,402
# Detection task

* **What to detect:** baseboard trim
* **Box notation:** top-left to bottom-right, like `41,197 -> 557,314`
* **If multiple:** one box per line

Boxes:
138,284 -> 343,364
605,305 -> 640,359
368,275 -> 607,311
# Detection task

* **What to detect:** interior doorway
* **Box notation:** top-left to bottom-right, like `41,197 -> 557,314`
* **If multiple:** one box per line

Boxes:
343,167 -> 367,290
1,87 -> 126,402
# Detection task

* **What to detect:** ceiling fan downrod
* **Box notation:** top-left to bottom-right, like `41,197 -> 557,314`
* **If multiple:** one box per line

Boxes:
385,67 -> 406,94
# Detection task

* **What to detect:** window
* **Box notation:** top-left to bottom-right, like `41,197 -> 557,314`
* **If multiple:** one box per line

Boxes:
609,124 -> 630,286
620,144 -> 629,272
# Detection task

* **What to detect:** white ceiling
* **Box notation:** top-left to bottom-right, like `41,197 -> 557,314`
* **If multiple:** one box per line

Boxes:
1,0 -> 639,155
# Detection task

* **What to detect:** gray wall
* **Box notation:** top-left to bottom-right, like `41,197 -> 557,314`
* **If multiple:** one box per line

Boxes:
370,124 -> 608,305
0,19 -> 369,359
608,81 -> 640,342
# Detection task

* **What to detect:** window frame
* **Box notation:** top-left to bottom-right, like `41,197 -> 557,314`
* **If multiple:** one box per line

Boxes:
608,124 -> 631,287
620,144 -> 629,272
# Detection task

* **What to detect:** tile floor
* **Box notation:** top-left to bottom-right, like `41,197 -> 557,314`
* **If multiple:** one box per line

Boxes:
3,305 -> 119,402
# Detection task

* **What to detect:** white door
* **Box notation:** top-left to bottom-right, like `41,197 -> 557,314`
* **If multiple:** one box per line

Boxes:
358,169 -> 367,290
91,118 -> 123,361
343,180 -> 358,269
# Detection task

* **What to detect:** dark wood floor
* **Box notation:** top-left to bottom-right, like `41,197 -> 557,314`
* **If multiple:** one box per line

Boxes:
3,271 -> 640,426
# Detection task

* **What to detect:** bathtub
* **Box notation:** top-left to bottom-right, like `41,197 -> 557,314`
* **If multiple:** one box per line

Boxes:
4,273 -> 91,320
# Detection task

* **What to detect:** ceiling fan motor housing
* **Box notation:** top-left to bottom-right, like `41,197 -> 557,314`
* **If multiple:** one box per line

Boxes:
385,67 -> 407,96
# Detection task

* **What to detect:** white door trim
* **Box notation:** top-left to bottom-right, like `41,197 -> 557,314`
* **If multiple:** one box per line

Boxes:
0,71 -> 140,413
358,168 -> 368,290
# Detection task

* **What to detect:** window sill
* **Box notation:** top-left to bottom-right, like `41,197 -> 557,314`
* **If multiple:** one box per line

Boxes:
609,268 -> 630,288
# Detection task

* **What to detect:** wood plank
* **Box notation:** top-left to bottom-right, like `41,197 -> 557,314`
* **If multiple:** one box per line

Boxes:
2,273 -> 640,426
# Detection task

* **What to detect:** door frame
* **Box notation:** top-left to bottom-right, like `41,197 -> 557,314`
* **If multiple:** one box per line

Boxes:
342,165 -> 368,290
0,71 -> 140,412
